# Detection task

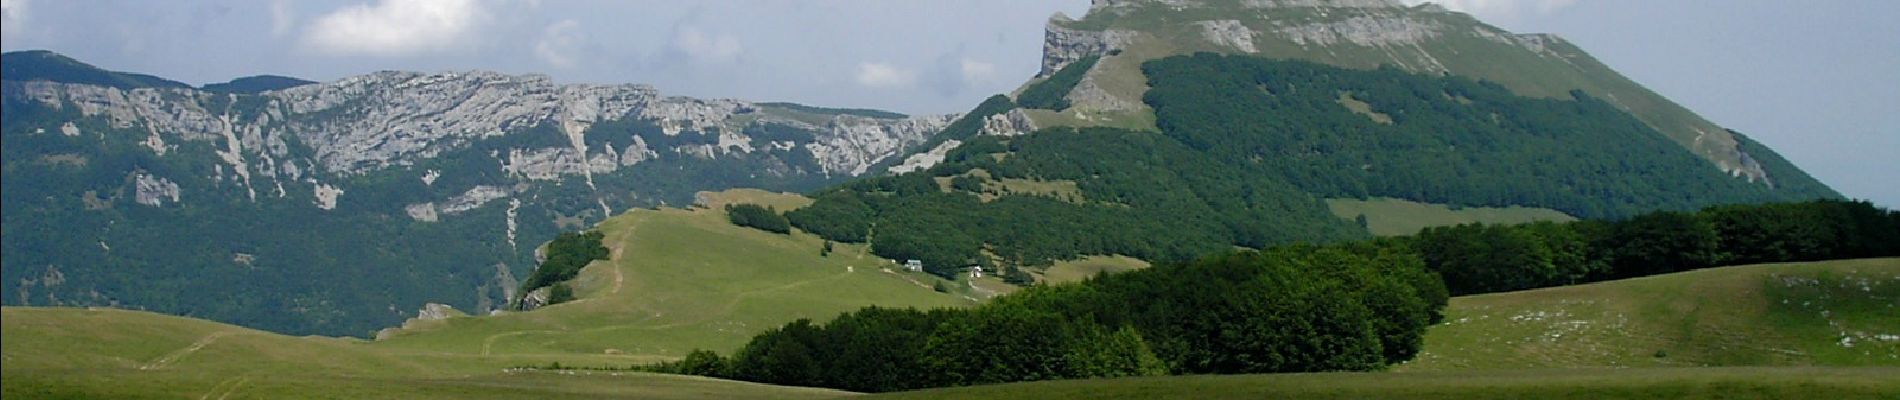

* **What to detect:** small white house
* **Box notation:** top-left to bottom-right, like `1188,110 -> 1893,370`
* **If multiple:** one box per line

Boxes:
904,259 -> 924,272
970,265 -> 984,278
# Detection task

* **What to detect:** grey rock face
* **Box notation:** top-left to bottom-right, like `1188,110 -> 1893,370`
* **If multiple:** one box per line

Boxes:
1277,15 -> 1444,47
1240,0 -> 1404,8
133,172 -> 181,207
7,71 -> 956,209
889,140 -> 963,175
979,109 -> 1038,137
810,114 -> 960,176
1040,19 -> 1139,77
1196,20 -> 1259,53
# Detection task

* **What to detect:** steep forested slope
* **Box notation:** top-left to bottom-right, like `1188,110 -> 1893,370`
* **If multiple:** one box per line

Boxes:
793,55 -> 1837,279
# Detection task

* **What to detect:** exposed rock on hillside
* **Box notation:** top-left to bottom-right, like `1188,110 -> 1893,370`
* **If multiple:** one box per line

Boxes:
1024,0 -> 1778,183
1,55 -> 955,336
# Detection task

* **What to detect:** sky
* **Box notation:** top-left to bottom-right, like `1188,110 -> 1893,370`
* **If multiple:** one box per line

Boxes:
2,0 -> 1894,206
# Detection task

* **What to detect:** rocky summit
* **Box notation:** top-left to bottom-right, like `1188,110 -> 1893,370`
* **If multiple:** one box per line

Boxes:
996,0 -> 1780,185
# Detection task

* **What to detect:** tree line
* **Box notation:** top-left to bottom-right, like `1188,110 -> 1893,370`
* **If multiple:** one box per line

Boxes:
516,230 -> 609,307
1410,199 -> 1900,296
648,242 -> 1444,392
688,198 -> 1897,392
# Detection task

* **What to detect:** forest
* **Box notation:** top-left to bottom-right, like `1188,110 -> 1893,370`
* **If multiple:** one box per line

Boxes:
516,231 -> 609,307
785,54 -> 1839,280
653,241 -> 1444,392
1410,199 -> 1900,296
688,199 -> 1899,392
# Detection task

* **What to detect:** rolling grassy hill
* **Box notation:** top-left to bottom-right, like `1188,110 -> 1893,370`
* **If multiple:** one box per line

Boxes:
373,190 -> 971,360
864,258 -> 1900,399
4,204 -> 1891,398
1403,258 -> 1900,370
3,190 -> 969,398
864,367 -> 1900,400
0,307 -> 853,400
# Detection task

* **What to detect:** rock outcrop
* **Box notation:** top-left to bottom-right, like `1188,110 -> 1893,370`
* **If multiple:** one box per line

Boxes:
6,72 -> 954,196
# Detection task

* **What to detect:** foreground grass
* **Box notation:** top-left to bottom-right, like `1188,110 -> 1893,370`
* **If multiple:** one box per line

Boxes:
3,190 -> 962,398
867,367 -> 1900,400
0,307 -> 851,399
5,207 -> 1893,399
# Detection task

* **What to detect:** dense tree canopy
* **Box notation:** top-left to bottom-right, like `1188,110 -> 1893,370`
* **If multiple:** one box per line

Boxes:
792,54 -> 1835,281
518,231 -> 609,303
1408,199 -> 1898,296
726,203 -> 791,234
682,243 -> 1443,391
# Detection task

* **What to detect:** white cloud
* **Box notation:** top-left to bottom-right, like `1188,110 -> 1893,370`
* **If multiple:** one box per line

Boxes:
534,19 -> 583,68
856,62 -> 917,88
2,0 -> 26,37
301,0 -> 489,56
270,0 -> 295,37
960,58 -> 997,84
670,25 -> 742,64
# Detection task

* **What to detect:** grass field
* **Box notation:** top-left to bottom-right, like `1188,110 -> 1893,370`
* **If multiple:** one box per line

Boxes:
0,307 -> 853,399
1403,258 -> 1900,371
1326,197 -> 1577,236
866,367 -> 1900,400
871,258 -> 1900,399
3,189 -> 967,398
373,191 -> 970,361
5,204 -> 1895,399
1037,255 -> 1151,284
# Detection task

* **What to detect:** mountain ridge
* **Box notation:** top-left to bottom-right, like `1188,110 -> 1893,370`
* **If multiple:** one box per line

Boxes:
0,50 -> 955,336
958,0 -> 1797,190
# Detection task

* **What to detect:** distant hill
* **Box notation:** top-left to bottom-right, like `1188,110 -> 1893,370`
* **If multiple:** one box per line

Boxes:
0,50 -> 190,90
0,191 -> 967,397
373,191 -> 971,357
10,258 -> 1889,398
200,75 -> 316,94
1,50 -> 956,337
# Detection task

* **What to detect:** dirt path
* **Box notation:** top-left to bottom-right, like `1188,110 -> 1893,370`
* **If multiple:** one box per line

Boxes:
143,331 -> 237,370
604,219 -> 636,297
568,271 -> 857,334
482,330 -> 560,356
199,376 -> 250,400
881,268 -> 934,290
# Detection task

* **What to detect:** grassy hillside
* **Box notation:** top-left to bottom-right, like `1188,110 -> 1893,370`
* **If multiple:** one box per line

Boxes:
1327,197 -> 1576,236
865,367 -> 1900,400
1,307 -> 851,399
6,241 -> 1894,398
372,191 -> 970,360
1404,258 -> 1900,370
3,190 -> 967,398
866,258 -> 1900,399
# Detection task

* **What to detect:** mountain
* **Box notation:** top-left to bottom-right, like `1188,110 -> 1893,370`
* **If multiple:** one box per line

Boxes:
0,50 -> 955,336
200,75 -> 317,94
0,50 -> 191,90
814,0 -> 1837,279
